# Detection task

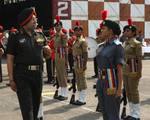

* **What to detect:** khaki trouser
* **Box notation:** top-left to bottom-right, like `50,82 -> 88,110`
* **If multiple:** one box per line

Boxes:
75,68 -> 87,91
123,75 -> 140,104
55,55 -> 67,87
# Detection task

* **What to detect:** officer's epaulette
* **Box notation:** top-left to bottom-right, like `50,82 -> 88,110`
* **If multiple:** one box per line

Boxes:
80,36 -> 85,42
98,41 -> 105,47
113,39 -> 122,45
36,31 -> 44,36
130,38 -> 141,47
9,31 -> 19,38
133,39 -> 141,44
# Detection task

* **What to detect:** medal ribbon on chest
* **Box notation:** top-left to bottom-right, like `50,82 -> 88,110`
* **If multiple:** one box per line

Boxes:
75,55 -> 83,69
98,66 -> 118,95
127,58 -> 139,72
57,47 -> 65,58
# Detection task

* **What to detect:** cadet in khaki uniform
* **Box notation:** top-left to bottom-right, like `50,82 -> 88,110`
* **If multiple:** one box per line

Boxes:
68,29 -> 75,73
53,16 -> 68,101
71,21 -> 88,105
123,19 -> 142,120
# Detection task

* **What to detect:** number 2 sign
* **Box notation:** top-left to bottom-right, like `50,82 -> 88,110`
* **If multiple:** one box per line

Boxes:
57,0 -> 71,19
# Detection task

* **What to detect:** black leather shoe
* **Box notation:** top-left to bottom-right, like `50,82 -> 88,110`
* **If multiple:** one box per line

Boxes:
53,90 -> 59,99
57,95 -> 68,101
129,117 -> 140,120
72,100 -> 86,106
123,116 -> 140,120
123,116 -> 132,120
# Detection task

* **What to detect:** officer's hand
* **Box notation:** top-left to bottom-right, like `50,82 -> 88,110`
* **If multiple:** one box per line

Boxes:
0,48 -> 4,58
43,45 -> 51,55
10,80 -> 17,92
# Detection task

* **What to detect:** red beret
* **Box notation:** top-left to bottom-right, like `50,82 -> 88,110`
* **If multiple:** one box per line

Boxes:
18,7 -> 37,27
62,28 -> 67,34
10,27 -> 17,33
69,29 -> 74,33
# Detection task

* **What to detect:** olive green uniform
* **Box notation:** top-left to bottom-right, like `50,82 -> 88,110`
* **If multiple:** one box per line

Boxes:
123,38 -> 142,119
54,32 -> 67,88
73,36 -> 88,91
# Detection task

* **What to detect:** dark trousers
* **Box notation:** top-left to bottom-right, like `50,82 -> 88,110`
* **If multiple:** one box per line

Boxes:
96,85 -> 103,111
68,53 -> 74,71
46,58 -> 55,82
96,80 -> 120,120
14,67 -> 43,120
94,57 -> 98,76
0,59 -> 2,82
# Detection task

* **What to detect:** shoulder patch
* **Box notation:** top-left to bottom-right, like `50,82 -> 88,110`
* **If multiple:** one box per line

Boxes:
113,39 -> 122,45
79,36 -> 85,42
81,38 -> 86,42
134,39 -> 141,44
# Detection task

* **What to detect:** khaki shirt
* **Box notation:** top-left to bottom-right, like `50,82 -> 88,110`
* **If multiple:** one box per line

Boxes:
54,32 -> 67,61
54,32 -> 67,49
123,38 -> 142,78
73,36 -> 88,70
73,36 -> 87,57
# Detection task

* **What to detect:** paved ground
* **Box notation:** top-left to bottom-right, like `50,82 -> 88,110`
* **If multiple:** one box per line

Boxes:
0,59 -> 150,120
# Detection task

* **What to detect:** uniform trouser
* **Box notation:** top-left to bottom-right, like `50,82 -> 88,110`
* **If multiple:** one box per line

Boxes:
93,57 -> 98,76
123,75 -> 140,103
68,53 -> 74,71
55,58 -> 67,87
75,69 -> 87,91
96,79 -> 120,120
96,80 -> 103,110
0,59 -> 2,82
14,68 -> 42,120
46,58 -> 55,82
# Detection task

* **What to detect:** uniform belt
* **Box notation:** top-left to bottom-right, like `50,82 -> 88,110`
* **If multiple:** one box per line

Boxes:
28,65 -> 40,71
15,64 -> 41,71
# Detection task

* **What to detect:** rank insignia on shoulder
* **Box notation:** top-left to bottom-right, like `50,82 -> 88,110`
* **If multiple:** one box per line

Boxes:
36,37 -> 45,46
36,38 -> 44,42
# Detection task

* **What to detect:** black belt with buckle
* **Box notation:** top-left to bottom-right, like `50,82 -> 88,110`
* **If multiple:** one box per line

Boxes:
15,64 -> 41,71
28,65 -> 40,71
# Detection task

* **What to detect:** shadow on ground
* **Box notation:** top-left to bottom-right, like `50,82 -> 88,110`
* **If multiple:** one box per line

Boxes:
69,112 -> 102,120
43,99 -> 60,106
0,85 -> 8,89
44,104 -> 80,115
141,98 -> 150,106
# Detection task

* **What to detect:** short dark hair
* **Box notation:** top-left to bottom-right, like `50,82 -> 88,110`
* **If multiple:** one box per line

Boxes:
102,20 -> 121,36
123,25 -> 137,32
